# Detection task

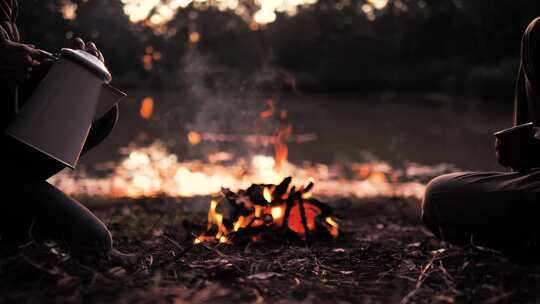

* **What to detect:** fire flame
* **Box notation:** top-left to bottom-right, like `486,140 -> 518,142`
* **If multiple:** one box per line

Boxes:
271,206 -> 283,220
263,187 -> 272,202
194,177 -> 339,244
274,122 -> 292,171
324,217 -> 339,237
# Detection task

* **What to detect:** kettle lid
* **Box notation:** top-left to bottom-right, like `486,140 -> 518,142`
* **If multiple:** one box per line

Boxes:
60,48 -> 112,82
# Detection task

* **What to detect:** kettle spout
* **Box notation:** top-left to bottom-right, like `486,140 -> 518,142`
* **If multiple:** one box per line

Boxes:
94,84 -> 127,120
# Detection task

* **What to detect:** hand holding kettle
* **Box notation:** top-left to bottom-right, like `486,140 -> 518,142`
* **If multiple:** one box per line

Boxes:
71,38 -> 105,63
0,40 -> 46,82
6,40 -> 126,168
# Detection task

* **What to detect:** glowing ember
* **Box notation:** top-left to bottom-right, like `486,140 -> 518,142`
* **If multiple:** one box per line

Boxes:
195,177 -> 339,244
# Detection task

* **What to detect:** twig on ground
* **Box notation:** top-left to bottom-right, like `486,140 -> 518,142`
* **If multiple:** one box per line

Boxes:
400,249 -> 443,304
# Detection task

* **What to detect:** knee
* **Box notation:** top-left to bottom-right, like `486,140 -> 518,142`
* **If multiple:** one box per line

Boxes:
73,207 -> 114,253
70,220 -> 113,256
92,221 -> 113,252
421,173 -> 462,230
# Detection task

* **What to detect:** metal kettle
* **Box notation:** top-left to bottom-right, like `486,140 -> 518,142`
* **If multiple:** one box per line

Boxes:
5,48 -> 126,168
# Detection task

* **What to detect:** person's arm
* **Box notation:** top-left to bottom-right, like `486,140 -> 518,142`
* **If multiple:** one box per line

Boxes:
497,18 -> 540,171
0,38 -> 43,128
513,65 -> 530,126
522,17 -> 539,91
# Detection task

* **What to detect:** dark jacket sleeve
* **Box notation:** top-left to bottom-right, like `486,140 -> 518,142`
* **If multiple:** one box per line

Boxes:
514,17 -> 540,127
513,65 -> 529,126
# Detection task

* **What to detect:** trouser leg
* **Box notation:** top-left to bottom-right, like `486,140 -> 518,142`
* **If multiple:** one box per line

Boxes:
0,180 -> 112,252
422,171 -> 540,255
0,106 -> 118,252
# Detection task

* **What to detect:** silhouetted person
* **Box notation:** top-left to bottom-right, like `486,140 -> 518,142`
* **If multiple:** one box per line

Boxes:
422,17 -> 540,258
0,0 -> 119,259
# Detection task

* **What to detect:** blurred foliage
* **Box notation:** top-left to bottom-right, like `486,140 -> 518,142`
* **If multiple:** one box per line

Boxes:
16,0 -> 537,97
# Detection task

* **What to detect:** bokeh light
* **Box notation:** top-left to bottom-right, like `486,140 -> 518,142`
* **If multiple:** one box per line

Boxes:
120,0 -> 323,26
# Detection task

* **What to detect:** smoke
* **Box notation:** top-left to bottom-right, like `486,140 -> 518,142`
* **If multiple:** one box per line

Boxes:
180,48 -> 282,161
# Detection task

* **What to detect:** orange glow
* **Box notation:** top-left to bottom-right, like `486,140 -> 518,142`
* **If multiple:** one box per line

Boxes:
357,165 -> 371,178
253,8 -> 276,24
61,3 -> 77,20
142,46 -> 159,70
259,99 -> 275,119
203,200 -> 231,243
369,171 -> 387,184
325,217 -> 339,237
187,131 -> 202,145
271,206 -> 283,220
287,202 -> 321,236
249,22 -> 260,31
233,216 -> 246,231
139,97 -> 154,119
368,0 -> 389,9
189,32 -> 201,44
263,187 -> 272,202
121,0 -> 321,27
274,123 -> 292,171
49,141 -> 429,200
142,54 -> 153,70
254,205 -> 263,218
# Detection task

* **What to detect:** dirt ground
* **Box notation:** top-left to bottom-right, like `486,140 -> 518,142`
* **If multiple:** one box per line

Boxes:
0,196 -> 538,304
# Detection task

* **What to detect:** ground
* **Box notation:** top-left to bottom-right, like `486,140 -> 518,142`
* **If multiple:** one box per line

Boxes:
0,197 -> 538,303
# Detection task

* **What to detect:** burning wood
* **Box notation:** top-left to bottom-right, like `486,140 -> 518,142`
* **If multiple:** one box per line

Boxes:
194,177 -> 339,244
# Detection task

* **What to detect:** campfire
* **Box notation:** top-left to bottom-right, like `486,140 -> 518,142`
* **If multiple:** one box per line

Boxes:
194,177 -> 339,244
